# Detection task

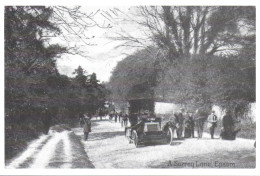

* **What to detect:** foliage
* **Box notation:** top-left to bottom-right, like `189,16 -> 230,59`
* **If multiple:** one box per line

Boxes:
5,6 -> 66,134
156,54 -> 255,114
108,47 -> 160,101
5,6 -> 108,160
110,6 -> 255,115
110,50 -> 255,116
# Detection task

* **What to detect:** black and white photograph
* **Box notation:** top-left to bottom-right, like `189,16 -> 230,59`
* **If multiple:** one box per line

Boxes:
2,0 -> 257,174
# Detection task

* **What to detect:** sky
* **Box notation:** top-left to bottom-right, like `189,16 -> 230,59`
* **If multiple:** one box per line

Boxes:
54,6 -> 142,82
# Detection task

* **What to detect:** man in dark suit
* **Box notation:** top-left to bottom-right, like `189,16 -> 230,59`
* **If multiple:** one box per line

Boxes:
194,109 -> 208,139
184,111 -> 195,138
175,108 -> 185,139
83,115 -> 92,141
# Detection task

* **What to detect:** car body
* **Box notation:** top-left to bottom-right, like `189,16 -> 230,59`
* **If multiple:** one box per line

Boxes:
125,116 -> 173,147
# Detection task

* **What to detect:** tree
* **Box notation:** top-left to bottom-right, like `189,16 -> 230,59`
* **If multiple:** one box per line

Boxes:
207,56 -> 255,116
111,6 -> 255,114
108,47 -> 159,102
5,6 -> 67,130
4,6 -> 112,160
156,54 -> 255,114
50,6 -> 113,56
5,6 -> 66,72
114,6 -> 255,61
89,73 -> 99,86
5,6 -> 67,159
73,65 -> 87,85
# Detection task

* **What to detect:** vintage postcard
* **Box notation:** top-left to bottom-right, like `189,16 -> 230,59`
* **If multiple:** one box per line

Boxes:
1,0 -> 258,175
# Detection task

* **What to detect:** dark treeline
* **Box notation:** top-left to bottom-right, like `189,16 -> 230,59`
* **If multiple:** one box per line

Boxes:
5,6 -> 108,160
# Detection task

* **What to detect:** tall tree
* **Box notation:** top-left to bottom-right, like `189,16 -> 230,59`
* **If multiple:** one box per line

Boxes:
108,47 -> 160,102
111,6 -> 255,114
114,6 -> 255,62
5,6 -> 68,159
5,6 -> 66,73
73,65 -> 88,85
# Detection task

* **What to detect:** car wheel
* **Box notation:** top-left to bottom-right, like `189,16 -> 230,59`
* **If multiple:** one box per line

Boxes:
166,128 -> 173,145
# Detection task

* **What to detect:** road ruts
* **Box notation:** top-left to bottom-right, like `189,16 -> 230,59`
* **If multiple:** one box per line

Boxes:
6,128 -> 94,169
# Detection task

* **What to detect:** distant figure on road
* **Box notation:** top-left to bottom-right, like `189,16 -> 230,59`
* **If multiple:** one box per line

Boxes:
220,110 -> 240,140
83,115 -> 92,141
207,110 -> 218,139
79,113 -> 84,127
122,113 -> 128,127
98,108 -> 105,121
119,112 -> 122,122
184,111 -> 195,138
115,112 -> 118,123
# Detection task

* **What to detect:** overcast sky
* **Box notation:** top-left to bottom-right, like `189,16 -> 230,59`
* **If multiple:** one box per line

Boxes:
54,6 -> 143,82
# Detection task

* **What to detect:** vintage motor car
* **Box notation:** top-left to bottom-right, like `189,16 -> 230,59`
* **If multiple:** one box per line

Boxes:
125,115 -> 173,147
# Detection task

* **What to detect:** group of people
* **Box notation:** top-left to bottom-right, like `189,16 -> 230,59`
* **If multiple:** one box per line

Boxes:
79,108 -> 240,141
109,111 -> 129,127
169,108 -> 240,140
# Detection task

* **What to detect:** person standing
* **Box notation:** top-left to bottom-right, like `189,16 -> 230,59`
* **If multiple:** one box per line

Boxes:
194,109 -> 207,139
222,110 -> 234,131
119,112 -> 122,123
184,112 -> 195,138
207,110 -> 218,139
123,113 -> 129,127
121,114 -> 124,127
79,113 -> 84,127
121,113 -> 126,127
115,112 -> 118,123
220,110 -> 240,140
83,116 -> 91,141
175,108 -> 185,139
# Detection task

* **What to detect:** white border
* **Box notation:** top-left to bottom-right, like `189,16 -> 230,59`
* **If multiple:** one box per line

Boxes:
1,0 -> 259,175
1,0 -> 258,6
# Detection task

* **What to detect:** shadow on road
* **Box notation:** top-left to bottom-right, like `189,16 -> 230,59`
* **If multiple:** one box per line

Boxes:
88,131 -> 125,141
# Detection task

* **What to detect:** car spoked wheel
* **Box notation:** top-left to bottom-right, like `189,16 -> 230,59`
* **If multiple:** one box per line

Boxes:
166,128 -> 173,145
132,130 -> 139,148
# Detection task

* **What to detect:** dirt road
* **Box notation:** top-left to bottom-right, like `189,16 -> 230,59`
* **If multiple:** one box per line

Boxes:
6,125 -> 94,169
75,119 -> 255,168
6,118 -> 255,169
